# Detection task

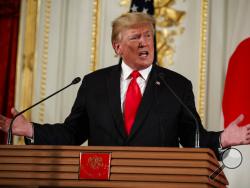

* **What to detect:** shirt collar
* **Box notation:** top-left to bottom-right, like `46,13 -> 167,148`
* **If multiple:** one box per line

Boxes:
121,61 -> 152,81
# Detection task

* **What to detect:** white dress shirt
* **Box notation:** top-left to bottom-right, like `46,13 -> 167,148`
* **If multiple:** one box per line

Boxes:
120,62 -> 152,113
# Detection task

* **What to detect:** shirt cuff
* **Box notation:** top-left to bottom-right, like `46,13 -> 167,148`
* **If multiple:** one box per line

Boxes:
25,123 -> 34,144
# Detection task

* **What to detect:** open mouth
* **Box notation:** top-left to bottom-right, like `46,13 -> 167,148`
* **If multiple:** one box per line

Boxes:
139,51 -> 149,57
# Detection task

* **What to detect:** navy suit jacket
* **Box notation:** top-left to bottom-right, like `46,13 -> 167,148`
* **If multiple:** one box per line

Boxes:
29,64 -> 221,157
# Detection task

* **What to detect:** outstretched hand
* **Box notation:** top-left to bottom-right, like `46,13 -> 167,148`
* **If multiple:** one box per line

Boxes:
0,108 -> 33,138
221,114 -> 250,148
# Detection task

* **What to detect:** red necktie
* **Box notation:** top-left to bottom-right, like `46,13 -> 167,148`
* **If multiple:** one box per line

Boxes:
124,71 -> 142,135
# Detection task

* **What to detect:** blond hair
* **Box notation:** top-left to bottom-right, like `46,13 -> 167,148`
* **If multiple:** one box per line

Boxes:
111,12 -> 155,43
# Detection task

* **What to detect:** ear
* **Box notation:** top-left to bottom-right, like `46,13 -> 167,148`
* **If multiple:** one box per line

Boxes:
112,41 -> 122,56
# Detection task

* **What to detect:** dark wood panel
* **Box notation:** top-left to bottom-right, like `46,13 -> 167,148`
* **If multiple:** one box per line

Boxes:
110,173 -> 227,185
0,145 -> 227,187
0,178 -> 214,188
0,150 -> 80,158
111,158 -> 215,168
0,157 -> 78,165
0,171 -> 77,179
111,166 -> 210,175
110,174 -> 222,187
0,164 -> 78,172
112,151 -> 214,160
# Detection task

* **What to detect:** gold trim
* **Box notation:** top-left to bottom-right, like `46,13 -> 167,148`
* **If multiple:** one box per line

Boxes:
90,0 -> 101,71
198,0 -> 209,126
14,0 -> 38,144
19,0 -> 38,120
38,0 -> 51,123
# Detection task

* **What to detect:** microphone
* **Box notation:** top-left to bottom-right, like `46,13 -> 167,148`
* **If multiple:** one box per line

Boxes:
158,73 -> 200,148
7,77 -> 81,145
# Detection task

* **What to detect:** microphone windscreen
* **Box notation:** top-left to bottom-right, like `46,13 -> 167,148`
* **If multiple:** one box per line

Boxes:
72,77 -> 81,85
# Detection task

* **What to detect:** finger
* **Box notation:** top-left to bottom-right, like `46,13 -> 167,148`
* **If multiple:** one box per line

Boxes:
246,130 -> 250,137
0,115 -> 4,122
0,115 -> 6,126
11,107 -> 19,117
229,114 -> 244,126
246,124 -> 250,130
245,137 -> 250,144
0,114 -> 5,121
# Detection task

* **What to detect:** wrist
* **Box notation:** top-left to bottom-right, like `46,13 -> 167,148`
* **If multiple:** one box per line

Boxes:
26,122 -> 34,138
219,132 -> 224,148
220,131 -> 228,148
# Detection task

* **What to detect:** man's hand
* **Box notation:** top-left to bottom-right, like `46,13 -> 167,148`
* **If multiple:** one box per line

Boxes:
0,108 -> 33,138
221,114 -> 250,148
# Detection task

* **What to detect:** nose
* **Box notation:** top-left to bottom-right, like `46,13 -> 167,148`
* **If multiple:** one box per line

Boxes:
139,36 -> 147,48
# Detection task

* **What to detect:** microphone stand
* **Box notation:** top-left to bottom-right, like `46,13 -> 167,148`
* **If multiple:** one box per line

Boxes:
7,77 -> 81,144
159,74 -> 200,148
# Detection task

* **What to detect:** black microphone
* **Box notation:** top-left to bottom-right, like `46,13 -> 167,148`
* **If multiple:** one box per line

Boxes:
158,73 -> 200,148
7,77 -> 81,145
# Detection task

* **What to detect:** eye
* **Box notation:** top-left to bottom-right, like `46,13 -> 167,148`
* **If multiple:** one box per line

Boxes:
128,34 -> 140,40
145,33 -> 152,38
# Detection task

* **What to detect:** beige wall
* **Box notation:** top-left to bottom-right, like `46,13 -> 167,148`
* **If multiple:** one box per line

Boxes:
16,0 -> 250,187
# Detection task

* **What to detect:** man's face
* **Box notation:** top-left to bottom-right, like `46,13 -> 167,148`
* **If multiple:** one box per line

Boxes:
113,23 -> 154,70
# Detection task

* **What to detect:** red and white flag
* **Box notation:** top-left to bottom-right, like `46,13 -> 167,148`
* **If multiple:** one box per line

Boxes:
222,37 -> 250,128
222,37 -> 250,187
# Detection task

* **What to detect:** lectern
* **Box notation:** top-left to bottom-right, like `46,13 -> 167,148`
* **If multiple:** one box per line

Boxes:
0,145 -> 228,188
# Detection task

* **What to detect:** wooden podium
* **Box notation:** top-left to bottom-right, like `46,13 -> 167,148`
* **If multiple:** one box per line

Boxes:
0,145 -> 228,188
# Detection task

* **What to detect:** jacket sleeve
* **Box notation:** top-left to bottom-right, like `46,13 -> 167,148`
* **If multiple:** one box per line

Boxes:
25,77 -> 89,145
178,79 -> 222,160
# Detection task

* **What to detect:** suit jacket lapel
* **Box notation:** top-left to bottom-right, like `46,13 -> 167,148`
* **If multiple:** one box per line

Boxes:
127,65 -> 159,141
106,65 -> 127,139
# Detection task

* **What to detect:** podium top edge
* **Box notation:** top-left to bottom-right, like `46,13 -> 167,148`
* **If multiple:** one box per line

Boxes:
0,145 -> 215,154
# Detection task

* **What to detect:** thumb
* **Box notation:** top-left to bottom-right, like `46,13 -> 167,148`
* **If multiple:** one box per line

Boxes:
228,114 -> 244,127
11,107 -> 19,117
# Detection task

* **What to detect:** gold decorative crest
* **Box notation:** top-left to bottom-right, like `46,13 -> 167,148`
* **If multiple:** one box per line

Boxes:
154,0 -> 185,66
120,0 -> 186,67
88,156 -> 104,169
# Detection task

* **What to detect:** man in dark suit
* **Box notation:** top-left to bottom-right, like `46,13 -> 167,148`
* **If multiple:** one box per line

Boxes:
0,12 -> 249,157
